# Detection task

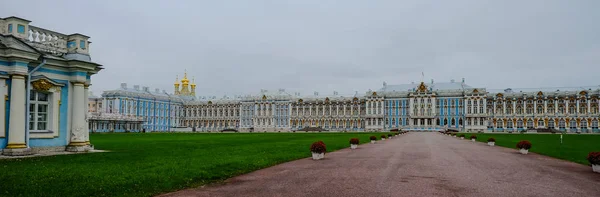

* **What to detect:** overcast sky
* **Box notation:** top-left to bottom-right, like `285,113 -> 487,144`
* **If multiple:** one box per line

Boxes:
2,0 -> 599,97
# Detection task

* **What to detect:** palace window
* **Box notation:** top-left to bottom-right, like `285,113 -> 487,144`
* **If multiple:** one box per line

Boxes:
17,24 -> 25,33
436,118 -> 440,126
507,120 -> 513,128
517,119 -> 523,129
569,106 -> 575,114
580,106 -> 587,114
581,120 -> 588,129
548,119 -> 555,129
526,107 -> 533,114
8,24 -> 12,33
480,118 -> 484,126
569,119 -> 577,129
538,120 -> 544,127
559,119 -> 566,129
592,119 -> 598,129
526,119 -> 533,129
29,90 -> 49,131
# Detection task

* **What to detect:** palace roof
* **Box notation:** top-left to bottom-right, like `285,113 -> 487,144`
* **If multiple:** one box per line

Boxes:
102,83 -> 186,102
486,86 -> 600,98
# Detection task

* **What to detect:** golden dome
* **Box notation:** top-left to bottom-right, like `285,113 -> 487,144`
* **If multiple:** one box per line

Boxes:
174,75 -> 180,85
181,71 -> 189,84
191,77 -> 196,87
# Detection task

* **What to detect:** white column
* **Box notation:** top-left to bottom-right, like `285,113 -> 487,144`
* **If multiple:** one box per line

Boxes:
4,75 -> 28,152
67,82 -> 87,151
0,79 -> 5,139
84,85 -> 90,145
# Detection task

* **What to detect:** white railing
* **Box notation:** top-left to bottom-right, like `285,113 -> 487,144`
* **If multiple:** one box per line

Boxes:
25,26 -> 68,56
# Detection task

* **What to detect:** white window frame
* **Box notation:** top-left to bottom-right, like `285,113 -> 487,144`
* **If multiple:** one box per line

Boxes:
29,90 -> 51,132
29,83 -> 62,138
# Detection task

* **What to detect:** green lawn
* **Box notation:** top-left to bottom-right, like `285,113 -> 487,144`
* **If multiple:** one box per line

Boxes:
0,132 -> 392,197
456,133 -> 600,165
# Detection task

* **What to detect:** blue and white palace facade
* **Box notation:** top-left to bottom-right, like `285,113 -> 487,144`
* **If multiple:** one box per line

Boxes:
87,72 -> 197,132
176,79 -> 599,133
92,76 -> 600,134
1,16 -> 103,155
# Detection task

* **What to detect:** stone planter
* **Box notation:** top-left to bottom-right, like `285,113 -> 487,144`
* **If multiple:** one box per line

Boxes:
519,149 -> 529,155
371,140 -> 375,144
351,144 -> 358,149
488,142 -> 495,146
460,137 -> 464,139
382,138 -> 385,141
312,152 -> 324,160
388,137 -> 392,139
592,164 -> 600,173
471,139 -> 476,142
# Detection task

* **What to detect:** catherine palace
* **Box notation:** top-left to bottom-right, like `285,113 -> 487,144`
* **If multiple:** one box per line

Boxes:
91,75 -> 600,134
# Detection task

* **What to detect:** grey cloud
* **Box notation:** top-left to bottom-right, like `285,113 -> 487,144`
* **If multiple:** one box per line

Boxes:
1,0 -> 599,97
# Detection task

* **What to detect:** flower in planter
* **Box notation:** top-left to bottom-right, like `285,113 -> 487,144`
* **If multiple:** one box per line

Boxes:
516,140 -> 532,154
487,138 -> 496,146
350,138 -> 360,145
587,152 -> 600,173
459,134 -> 465,139
380,135 -> 386,140
470,135 -> 477,141
387,134 -> 392,138
310,141 -> 327,160
349,138 -> 360,149
370,136 -> 377,144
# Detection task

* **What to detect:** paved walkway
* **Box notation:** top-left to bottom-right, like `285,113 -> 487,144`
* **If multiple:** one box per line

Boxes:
160,133 -> 600,197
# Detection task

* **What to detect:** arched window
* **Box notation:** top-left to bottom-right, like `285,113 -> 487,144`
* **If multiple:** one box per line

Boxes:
451,118 -> 456,125
581,120 -> 587,129
517,119 -> 523,128
569,119 -> 577,129
569,106 -> 575,114
527,119 -> 534,129
507,120 -> 513,128
436,118 -> 440,125
592,119 -> 599,129
559,119 -> 566,129
458,118 -> 463,126
444,118 -> 448,125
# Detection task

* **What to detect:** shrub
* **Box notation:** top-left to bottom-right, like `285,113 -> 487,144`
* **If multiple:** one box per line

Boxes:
310,141 -> 327,154
470,135 -> 477,140
516,140 -> 532,150
370,136 -> 377,140
381,135 -> 386,139
459,134 -> 465,138
487,138 -> 495,142
587,152 -> 600,165
349,138 -> 359,145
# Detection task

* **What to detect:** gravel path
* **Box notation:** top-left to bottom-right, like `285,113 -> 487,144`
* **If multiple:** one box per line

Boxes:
159,133 -> 600,197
